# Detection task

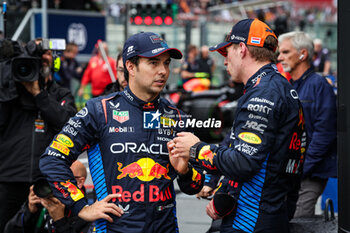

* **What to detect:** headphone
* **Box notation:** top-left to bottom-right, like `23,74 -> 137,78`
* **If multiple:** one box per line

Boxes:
53,54 -> 61,73
299,54 -> 304,60
25,40 -> 61,73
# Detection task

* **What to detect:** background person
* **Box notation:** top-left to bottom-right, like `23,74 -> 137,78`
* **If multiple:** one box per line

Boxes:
180,44 -> 211,91
0,38 -> 77,232
103,53 -> 128,95
180,44 -> 201,83
40,32 -> 204,233
168,18 -> 306,233
312,38 -> 331,76
77,41 -> 117,97
278,31 -> 337,218
57,42 -> 83,93
4,161 -> 91,233
197,45 -> 216,81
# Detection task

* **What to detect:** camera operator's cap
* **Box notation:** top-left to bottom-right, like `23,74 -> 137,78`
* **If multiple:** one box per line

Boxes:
122,32 -> 183,64
209,18 -> 277,57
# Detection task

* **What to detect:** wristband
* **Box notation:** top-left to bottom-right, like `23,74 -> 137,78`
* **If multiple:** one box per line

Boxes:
190,142 -> 202,159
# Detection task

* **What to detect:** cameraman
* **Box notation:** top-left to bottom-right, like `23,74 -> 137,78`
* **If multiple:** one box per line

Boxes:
4,161 -> 92,233
0,38 -> 77,232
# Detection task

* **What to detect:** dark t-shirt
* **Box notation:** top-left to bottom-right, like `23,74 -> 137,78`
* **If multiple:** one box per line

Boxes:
313,48 -> 330,74
197,57 -> 214,80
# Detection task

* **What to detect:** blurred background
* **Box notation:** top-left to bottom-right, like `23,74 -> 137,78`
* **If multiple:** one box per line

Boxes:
1,0 -> 337,88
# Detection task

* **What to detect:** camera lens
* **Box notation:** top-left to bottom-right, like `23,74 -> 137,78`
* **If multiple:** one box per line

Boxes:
18,63 -> 32,77
33,179 -> 53,198
12,57 -> 40,82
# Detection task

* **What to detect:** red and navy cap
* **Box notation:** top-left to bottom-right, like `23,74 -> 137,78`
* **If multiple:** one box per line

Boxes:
209,18 -> 277,57
123,32 -> 183,64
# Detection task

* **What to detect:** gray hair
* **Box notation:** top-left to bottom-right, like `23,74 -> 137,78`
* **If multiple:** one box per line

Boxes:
278,31 -> 314,64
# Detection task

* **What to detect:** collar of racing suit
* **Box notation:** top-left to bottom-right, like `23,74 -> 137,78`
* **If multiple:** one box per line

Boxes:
121,86 -> 161,111
244,63 -> 276,93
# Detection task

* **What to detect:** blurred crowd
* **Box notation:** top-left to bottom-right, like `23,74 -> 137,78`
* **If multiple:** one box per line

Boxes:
6,0 -> 337,25
174,0 -> 337,25
5,0 -> 103,12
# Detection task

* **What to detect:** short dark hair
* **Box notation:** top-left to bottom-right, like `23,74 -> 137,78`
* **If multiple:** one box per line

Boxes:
116,53 -> 122,63
124,56 -> 140,81
247,35 -> 278,63
116,53 -> 125,82
65,42 -> 78,52
187,44 -> 197,55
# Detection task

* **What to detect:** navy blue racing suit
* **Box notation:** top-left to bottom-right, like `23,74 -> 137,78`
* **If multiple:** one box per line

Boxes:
40,87 -> 204,233
194,64 -> 306,233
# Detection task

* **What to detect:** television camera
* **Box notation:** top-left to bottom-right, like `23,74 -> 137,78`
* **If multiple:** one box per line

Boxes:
0,38 -> 66,102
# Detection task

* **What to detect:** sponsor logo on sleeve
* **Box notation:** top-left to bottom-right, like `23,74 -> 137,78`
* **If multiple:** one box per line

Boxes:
238,132 -> 262,144
242,120 -> 267,134
76,107 -> 88,118
67,118 -> 81,128
60,181 -> 84,201
247,104 -> 272,114
50,141 -> 70,155
56,134 -> 74,148
191,168 -> 202,184
235,143 -> 258,156
198,145 -> 215,165
249,97 -> 274,106
248,113 -> 268,123
63,125 -> 78,136
48,149 -> 66,159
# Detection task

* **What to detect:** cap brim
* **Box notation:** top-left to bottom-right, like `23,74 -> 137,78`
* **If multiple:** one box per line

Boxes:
209,41 -> 232,57
139,48 -> 183,60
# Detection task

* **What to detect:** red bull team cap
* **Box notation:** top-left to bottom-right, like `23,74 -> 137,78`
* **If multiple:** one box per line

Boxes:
209,18 -> 277,57
123,32 -> 183,65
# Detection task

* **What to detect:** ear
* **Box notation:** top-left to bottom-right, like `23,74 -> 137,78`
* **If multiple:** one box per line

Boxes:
239,42 -> 248,58
125,60 -> 135,78
299,49 -> 308,61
